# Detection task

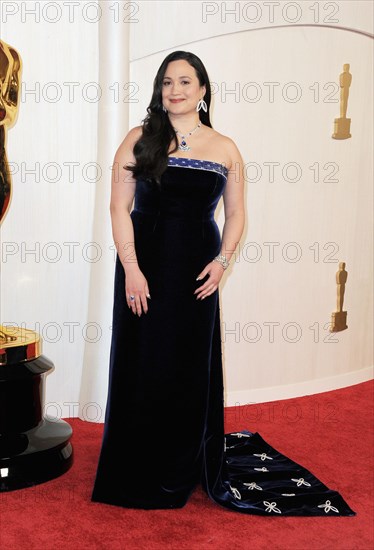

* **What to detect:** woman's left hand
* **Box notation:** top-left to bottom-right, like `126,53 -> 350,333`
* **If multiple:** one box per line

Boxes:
194,261 -> 225,300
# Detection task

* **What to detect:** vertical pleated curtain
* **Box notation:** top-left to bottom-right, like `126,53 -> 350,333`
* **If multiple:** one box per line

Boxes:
78,3 -> 130,421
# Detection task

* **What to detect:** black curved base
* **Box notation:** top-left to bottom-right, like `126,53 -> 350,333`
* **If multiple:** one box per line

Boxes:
0,353 -> 73,492
0,417 -> 73,491
0,417 -> 73,492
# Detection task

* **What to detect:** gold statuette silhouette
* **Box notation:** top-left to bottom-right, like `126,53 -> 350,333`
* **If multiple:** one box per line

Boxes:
332,64 -> 352,140
0,39 -> 21,221
0,39 -> 41,363
0,40 -> 73,493
330,262 -> 348,332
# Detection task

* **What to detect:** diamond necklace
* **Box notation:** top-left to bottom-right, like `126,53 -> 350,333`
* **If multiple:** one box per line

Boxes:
173,121 -> 201,151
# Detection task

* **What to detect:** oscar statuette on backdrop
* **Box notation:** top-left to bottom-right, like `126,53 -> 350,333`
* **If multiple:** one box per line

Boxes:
330,262 -> 348,332
0,40 -> 73,491
332,64 -> 352,139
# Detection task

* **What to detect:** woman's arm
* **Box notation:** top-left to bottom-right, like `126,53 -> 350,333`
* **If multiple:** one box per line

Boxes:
194,138 -> 245,300
110,126 -> 151,316
220,138 -> 246,264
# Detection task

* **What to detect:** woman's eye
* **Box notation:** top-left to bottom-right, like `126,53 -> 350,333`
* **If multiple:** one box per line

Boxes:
162,80 -> 190,86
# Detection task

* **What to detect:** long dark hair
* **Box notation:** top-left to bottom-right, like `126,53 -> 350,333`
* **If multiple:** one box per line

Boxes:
126,51 -> 212,184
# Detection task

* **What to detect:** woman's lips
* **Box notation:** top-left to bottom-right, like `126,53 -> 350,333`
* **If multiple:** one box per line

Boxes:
169,99 -> 184,103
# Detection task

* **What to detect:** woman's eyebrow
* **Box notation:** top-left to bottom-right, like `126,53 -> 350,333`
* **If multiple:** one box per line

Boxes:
163,75 -> 192,79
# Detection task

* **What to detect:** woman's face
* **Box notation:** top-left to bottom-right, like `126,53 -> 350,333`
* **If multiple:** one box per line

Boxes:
161,59 -> 206,115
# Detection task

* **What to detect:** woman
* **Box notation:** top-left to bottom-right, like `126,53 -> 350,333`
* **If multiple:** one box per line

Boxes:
91,51 -> 355,516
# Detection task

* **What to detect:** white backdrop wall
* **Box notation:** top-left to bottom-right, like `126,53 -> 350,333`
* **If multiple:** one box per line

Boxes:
0,1 -> 372,422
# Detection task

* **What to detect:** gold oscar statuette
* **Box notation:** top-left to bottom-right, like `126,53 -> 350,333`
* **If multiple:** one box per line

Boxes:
330,262 -> 348,332
332,64 -> 352,140
0,40 -> 73,491
0,39 -> 41,365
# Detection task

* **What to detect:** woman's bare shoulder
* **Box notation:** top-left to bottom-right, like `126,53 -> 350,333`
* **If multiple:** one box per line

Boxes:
125,125 -> 143,144
205,127 -> 243,169
115,125 -> 143,157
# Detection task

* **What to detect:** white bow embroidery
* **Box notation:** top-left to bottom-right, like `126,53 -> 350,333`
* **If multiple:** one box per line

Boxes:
253,453 -> 273,461
291,477 -> 311,487
264,501 -> 282,514
229,484 -> 242,500
317,500 -> 339,513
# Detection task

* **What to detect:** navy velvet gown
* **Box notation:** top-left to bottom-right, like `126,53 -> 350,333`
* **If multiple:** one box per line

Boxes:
91,157 -> 355,516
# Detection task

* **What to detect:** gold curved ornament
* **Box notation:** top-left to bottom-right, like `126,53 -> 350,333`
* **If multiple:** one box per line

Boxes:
0,39 -> 22,222
332,64 -> 352,140
0,326 -> 42,365
0,39 -> 42,363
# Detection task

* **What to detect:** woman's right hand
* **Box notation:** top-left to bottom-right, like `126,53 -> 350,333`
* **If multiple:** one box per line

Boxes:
125,266 -> 151,316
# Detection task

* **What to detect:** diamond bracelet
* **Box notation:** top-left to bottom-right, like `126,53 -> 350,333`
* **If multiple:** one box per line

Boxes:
213,254 -> 230,270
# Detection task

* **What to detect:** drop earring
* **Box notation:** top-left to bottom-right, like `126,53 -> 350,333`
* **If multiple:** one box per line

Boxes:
196,98 -> 207,112
162,105 -> 167,113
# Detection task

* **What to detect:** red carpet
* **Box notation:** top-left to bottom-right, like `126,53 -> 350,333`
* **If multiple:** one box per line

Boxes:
1,380 -> 373,550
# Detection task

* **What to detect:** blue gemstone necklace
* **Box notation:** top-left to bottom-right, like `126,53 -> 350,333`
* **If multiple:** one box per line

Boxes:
174,121 -> 201,151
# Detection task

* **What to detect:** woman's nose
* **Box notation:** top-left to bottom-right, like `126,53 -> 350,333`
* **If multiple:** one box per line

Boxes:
170,82 -> 181,94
